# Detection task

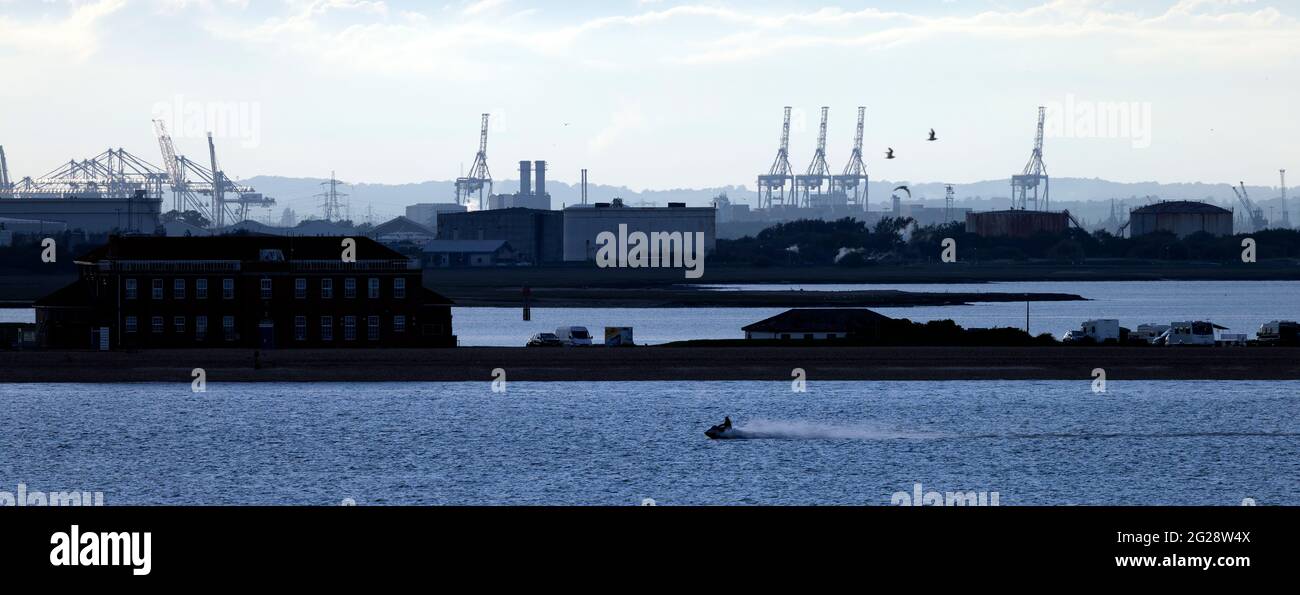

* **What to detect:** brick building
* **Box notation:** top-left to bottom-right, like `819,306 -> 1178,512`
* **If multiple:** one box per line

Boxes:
35,235 -> 455,349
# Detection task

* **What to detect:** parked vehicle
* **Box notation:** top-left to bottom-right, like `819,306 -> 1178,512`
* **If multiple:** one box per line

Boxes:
1130,323 -> 1171,345
1159,321 -> 1222,346
526,332 -> 563,347
1257,320 -> 1300,345
1217,333 -> 1247,347
1061,319 -> 1120,344
555,326 -> 593,346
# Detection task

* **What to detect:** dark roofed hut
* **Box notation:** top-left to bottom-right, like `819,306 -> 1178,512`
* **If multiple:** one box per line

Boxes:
742,308 -> 894,341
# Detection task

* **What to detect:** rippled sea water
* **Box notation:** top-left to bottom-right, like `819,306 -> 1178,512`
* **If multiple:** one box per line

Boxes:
2,380 -> 1296,505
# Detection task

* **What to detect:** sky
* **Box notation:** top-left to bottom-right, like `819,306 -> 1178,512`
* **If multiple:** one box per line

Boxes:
0,0 -> 1297,192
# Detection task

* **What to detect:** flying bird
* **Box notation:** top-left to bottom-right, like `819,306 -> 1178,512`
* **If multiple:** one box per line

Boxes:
927,129 -> 938,141
885,148 -> 895,159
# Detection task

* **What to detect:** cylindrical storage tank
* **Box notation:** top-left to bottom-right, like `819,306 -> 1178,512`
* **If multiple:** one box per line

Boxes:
964,210 -> 1069,238
1128,201 -> 1233,238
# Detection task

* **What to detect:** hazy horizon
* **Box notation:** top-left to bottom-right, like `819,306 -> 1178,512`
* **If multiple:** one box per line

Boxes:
1,0 -> 1297,192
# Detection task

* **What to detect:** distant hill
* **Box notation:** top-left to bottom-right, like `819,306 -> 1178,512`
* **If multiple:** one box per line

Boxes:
237,175 -> 1294,229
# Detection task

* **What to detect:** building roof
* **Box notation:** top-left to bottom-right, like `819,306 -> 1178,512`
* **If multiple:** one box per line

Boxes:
76,235 -> 407,262
742,308 -> 894,333
221,219 -> 358,237
1131,200 -> 1232,215
369,216 -> 436,239
420,239 -> 512,254
33,279 -> 92,308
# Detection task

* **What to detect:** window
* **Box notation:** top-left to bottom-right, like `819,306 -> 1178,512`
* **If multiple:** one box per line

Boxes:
152,316 -> 164,333
320,316 -> 333,341
152,279 -> 163,300
344,278 -> 357,299
196,316 -> 208,341
393,315 -> 406,333
125,279 -> 138,300
125,316 -> 138,333
295,278 -> 306,299
174,278 -> 185,299
223,316 -> 236,341
367,316 -> 380,340
294,316 -> 307,341
222,278 -> 234,300
394,278 -> 406,299
344,316 -> 357,341
321,279 -> 334,299
174,316 -> 186,334
260,278 -> 272,299
196,279 -> 208,299
368,278 -> 380,299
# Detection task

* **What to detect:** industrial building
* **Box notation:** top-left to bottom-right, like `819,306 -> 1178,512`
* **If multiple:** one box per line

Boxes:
0,192 -> 160,234
1127,201 -> 1234,238
563,200 -> 716,262
421,240 -> 518,267
966,210 -> 1071,238
367,216 -> 437,244
488,160 -> 551,210
436,207 -> 563,264
405,203 -> 466,229
34,235 -> 455,349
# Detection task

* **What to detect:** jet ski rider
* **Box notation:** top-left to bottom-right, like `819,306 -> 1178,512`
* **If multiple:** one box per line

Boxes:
721,416 -> 732,430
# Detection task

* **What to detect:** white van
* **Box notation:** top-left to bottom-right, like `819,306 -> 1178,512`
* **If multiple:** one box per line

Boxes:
556,326 -> 593,346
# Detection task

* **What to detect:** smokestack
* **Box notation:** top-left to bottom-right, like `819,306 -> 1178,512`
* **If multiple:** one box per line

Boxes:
535,160 -> 546,197
581,169 -> 588,205
519,161 -> 532,196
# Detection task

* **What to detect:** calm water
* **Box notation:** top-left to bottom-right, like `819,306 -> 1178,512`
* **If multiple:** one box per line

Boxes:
1,380 -> 1297,505
7,281 -> 1300,345
454,280 -> 1300,345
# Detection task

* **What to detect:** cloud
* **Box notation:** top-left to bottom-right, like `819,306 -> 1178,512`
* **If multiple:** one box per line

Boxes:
181,0 -> 1300,78
0,0 -> 128,61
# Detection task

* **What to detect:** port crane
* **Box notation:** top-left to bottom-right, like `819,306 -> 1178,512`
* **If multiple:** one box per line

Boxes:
1231,181 -> 1267,232
831,106 -> 869,210
152,120 -> 274,229
455,113 -> 493,209
0,145 -> 10,196
1011,106 -> 1049,210
757,107 -> 794,210
794,106 -> 831,208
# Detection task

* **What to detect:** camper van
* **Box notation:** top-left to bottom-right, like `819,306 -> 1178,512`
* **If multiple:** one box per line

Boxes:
1130,323 -> 1171,345
555,326 -> 593,346
1159,321 -> 1219,346
1061,319 -> 1120,344
1257,320 -> 1300,345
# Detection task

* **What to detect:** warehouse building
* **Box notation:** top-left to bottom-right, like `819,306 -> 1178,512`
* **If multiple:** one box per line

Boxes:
405,202 -> 466,229
34,235 -> 455,349
563,200 -> 716,262
436,207 -> 563,264
1128,201 -> 1233,238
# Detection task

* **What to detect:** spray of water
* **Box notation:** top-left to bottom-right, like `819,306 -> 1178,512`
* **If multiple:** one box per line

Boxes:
724,419 -> 943,440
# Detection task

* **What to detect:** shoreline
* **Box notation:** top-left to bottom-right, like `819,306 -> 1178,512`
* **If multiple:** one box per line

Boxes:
2,346 -> 1298,382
